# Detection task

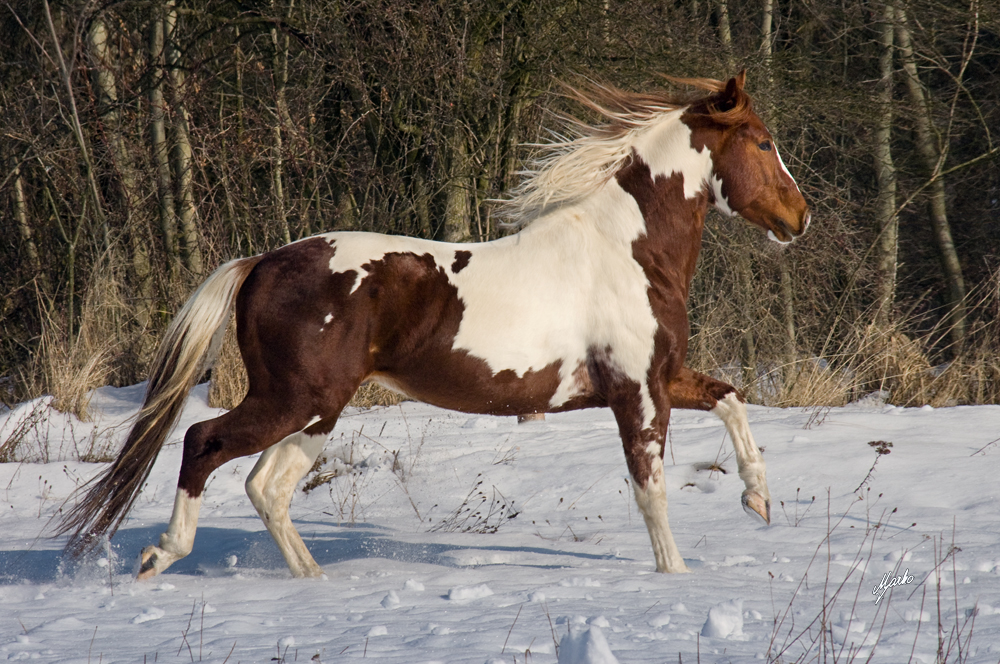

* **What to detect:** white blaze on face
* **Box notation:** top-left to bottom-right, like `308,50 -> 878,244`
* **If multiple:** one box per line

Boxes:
774,143 -> 799,192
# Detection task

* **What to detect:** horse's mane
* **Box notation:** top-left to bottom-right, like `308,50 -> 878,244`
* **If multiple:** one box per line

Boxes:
501,76 -> 753,223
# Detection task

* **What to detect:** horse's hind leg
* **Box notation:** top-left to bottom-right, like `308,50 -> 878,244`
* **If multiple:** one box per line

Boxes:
138,399 -> 315,579
244,420 -> 338,578
667,367 -> 770,523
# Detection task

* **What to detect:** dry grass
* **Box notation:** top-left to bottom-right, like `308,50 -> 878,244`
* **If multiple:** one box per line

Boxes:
690,286 -> 1000,410
349,382 -> 407,408
207,322 -> 247,410
25,258 -> 145,421
767,493 -> 978,663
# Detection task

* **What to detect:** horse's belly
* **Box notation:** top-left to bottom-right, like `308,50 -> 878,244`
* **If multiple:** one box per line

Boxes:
368,349 -> 600,416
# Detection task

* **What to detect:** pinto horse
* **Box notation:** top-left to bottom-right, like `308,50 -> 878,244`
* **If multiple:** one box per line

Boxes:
60,72 -> 808,577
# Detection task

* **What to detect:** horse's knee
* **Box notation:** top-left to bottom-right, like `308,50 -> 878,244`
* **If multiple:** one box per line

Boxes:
631,457 -> 667,513
245,472 -> 265,512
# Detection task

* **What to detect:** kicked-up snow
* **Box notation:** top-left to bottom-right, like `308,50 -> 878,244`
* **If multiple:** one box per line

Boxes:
2,384 -> 1000,662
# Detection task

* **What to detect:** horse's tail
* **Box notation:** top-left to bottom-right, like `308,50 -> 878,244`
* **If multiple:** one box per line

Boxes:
58,256 -> 262,555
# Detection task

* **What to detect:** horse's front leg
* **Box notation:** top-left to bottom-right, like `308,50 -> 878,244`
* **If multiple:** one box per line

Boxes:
597,364 -> 690,573
628,431 -> 690,573
667,367 -> 770,524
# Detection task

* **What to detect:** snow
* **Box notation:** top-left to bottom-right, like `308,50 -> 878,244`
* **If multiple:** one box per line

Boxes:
700,598 -> 743,638
558,626 -> 620,664
3,384 -> 1000,661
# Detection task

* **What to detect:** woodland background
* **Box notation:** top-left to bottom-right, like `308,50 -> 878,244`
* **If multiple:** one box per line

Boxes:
1,0 -> 999,419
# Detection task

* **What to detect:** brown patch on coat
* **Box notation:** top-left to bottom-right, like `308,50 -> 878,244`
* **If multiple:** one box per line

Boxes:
617,154 -> 708,392
451,250 -> 472,273
348,251 -> 577,415
584,347 -> 659,487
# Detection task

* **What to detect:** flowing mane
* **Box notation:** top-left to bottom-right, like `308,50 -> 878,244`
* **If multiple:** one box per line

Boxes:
502,76 -> 754,223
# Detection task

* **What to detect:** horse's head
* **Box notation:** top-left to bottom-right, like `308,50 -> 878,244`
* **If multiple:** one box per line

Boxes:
683,72 -> 810,243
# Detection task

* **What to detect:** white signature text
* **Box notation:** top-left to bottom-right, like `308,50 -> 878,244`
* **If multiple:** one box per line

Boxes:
873,569 -> 915,605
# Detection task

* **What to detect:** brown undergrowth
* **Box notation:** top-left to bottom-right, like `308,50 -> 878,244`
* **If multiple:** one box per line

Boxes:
688,279 -> 1000,410
14,256 -> 152,420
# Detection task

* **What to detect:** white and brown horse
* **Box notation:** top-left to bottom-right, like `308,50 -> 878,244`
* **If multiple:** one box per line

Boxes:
60,72 -> 809,577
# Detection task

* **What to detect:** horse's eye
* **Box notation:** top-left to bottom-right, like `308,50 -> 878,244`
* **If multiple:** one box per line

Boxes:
758,141 -> 772,151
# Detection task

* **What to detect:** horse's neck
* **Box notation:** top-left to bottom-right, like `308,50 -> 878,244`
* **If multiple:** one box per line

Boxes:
612,151 -> 711,303
637,200 -> 708,302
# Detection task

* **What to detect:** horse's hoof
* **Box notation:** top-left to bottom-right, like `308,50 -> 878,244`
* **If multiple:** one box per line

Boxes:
742,491 -> 771,525
137,546 -> 160,580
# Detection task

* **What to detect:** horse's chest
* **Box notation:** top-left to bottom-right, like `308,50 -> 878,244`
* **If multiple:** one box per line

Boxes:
454,254 -> 654,362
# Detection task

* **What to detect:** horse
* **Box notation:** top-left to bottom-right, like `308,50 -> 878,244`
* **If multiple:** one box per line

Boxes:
59,72 -> 809,578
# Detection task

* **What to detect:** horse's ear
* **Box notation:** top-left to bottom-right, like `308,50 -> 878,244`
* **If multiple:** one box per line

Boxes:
724,71 -> 747,98
716,71 -> 747,112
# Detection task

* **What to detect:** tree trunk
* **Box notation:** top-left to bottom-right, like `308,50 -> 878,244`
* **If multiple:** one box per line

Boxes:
42,0 -> 108,248
149,3 -> 179,281
759,0 -> 795,368
896,7 -> 967,349
873,2 -> 898,328
270,1 -> 292,245
165,1 -> 204,277
88,14 -> 152,328
442,126 -> 471,243
739,259 -> 758,403
779,256 -> 796,367
715,0 -> 735,71
13,162 -> 50,293
760,0 -> 774,67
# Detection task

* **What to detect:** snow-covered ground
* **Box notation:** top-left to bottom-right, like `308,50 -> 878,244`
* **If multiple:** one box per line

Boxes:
2,384 -> 1000,663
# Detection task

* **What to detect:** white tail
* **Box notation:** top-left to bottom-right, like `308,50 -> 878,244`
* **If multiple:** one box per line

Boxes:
59,256 -> 262,554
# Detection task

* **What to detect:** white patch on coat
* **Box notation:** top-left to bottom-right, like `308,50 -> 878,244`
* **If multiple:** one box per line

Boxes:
631,111 -> 714,199
245,430 -> 328,577
317,187 -> 659,425
632,456 -> 689,573
710,174 -> 734,216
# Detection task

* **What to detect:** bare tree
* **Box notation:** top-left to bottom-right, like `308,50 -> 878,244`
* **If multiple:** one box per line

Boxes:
896,4 -> 969,349
165,1 -> 203,277
874,2 -> 898,327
